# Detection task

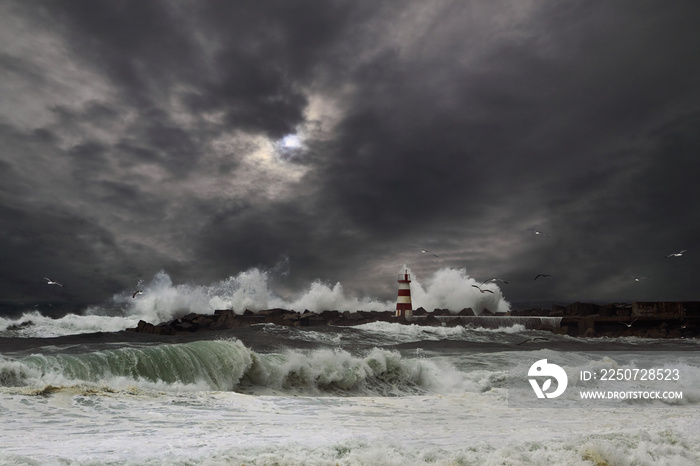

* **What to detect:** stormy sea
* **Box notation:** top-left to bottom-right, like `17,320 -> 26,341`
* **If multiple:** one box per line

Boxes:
1,268 -> 699,465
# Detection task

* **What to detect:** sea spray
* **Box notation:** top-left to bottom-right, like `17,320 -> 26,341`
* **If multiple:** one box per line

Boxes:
90,269 -> 395,324
106,266 -> 510,320
407,266 -> 510,315
3,265 -> 511,337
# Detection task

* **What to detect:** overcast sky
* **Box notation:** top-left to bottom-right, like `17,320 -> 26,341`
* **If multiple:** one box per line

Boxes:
2,0 -> 700,312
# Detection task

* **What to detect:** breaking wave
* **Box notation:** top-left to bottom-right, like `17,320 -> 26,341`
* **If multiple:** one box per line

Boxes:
0,339 -> 466,396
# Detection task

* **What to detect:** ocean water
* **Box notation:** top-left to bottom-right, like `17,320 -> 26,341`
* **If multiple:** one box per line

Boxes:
1,269 -> 699,465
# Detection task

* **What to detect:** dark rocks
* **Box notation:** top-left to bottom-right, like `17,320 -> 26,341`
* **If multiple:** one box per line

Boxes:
126,308 -> 409,334
443,317 -> 464,327
5,320 -> 35,331
422,313 -> 441,326
299,312 -> 325,326
258,308 -> 296,318
130,320 -> 175,335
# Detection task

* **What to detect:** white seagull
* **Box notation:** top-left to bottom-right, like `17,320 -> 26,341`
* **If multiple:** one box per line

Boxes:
527,228 -> 548,236
534,274 -> 551,281
628,275 -> 647,282
414,247 -> 439,258
44,277 -> 65,288
619,319 -> 638,328
667,250 -> 688,257
132,290 -> 143,299
471,284 -> 494,294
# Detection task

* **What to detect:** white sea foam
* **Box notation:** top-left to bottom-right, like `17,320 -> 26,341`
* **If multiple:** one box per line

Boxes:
1,388 -> 698,465
2,310 -> 699,465
0,310 -> 135,338
354,321 -> 528,345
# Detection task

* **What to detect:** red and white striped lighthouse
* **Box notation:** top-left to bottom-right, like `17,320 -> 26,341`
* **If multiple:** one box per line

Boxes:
396,270 -> 413,318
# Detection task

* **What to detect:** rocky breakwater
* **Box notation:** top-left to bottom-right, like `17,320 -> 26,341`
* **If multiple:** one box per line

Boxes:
124,302 -> 700,338
126,308 -> 403,335
124,307 -> 493,335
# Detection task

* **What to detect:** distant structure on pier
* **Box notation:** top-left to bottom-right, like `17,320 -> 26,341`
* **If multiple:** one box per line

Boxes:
632,301 -> 700,318
396,270 -> 413,318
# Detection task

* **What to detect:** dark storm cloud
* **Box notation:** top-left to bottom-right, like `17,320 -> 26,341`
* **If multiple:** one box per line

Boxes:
1,0 -> 376,306
29,0 -> 202,103
306,1 -> 700,303
2,0 -> 700,311
23,0 -> 369,140
178,0 -> 379,139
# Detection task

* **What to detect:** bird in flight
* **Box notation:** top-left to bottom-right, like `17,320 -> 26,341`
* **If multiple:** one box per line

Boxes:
667,250 -> 687,257
414,247 -> 439,258
628,275 -> 647,282
44,277 -> 65,287
481,278 -> 508,285
471,284 -> 494,294
527,228 -> 548,236
132,290 -> 143,299
618,319 -> 638,328
534,274 -> 551,280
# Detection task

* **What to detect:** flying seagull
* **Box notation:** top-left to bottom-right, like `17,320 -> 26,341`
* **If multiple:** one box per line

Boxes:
527,228 -> 548,236
481,278 -> 508,285
618,319 -> 638,328
44,277 -> 65,287
414,247 -> 439,258
471,284 -> 494,294
667,250 -> 688,257
534,274 -> 551,280
628,275 -> 647,282
132,290 -> 143,299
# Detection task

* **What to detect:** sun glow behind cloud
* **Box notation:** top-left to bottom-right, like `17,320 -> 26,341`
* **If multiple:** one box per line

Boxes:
282,134 -> 301,148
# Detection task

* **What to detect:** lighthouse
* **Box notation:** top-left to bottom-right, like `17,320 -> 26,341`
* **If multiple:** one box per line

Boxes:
396,270 -> 413,318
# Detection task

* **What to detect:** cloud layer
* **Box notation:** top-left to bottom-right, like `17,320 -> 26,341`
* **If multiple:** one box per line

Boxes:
2,0 -> 700,311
